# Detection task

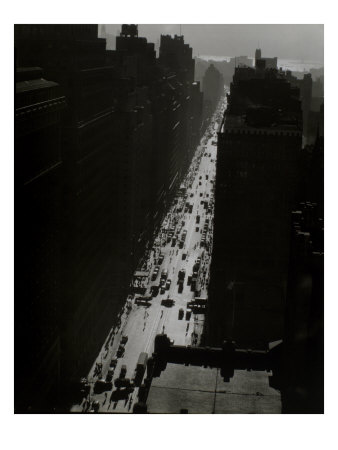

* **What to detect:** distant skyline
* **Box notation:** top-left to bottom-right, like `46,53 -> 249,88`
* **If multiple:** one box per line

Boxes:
100,24 -> 324,63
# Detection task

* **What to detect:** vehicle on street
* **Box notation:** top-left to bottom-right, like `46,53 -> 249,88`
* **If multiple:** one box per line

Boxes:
152,266 -> 159,281
135,297 -> 152,306
196,214 -> 200,224
110,357 -> 118,368
185,310 -> 192,321
91,400 -> 100,412
114,377 -> 133,389
158,254 -> 164,265
178,279 -> 184,293
151,285 -> 159,296
161,298 -> 175,306
120,365 -> 127,378
94,379 -> 112,394
165,279 -> 171,290
178,308 -> 184,320
117,345 -> 125,357
178,268 -> 186,280
196,226 -> 199,232
121,335 -> 128,344
106,368 -> 114,382
135,352 -> 148,382
161,269 -> 168,281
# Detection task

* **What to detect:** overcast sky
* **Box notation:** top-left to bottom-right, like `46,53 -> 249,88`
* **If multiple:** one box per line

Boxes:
101,24 -> 323,62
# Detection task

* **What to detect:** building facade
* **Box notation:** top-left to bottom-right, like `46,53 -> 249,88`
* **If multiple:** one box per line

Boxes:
208,65 -> 302,349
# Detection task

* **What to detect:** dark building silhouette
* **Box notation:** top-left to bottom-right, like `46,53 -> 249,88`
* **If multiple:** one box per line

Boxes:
283,203 -> 324,413
15,66 -> 67,411
208,64 -> 302,349
14,24 -> 203,412
159,34 -> 195,83
255,48 -> 278,70
202,63 -> 224,124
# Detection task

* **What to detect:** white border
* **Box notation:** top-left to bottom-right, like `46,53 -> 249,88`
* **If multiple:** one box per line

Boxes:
2,1 -> 335,450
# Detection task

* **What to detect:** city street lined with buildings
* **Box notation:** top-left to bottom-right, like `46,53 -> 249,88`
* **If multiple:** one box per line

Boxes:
71,95 -> 227,413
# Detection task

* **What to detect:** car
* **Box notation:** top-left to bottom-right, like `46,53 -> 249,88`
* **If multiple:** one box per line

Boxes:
166,279 -> 171,290
152,267 -> 159,281
121,335 -> 128,344
190,193 -> 194,197
178,308 -> 184,320
94,378 -> 112,394
91,400 -> 100,412
114,378 -> 134,389
158,254 -> 164,264
106,368 -> 114,382
120,365 -> 127,378
117,345 -> 125,357
161,298 -> 175,307
160,285 -> 166,294
110,357 -> 118,368
196,226 -> 199,232
161,269 -> 168,280
151,285 -> 159,296
200,192 -> 203,197
185,310 -> 192,321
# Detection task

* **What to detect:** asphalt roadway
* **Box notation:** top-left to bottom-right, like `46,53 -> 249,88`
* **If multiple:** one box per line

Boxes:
71,95 -> 227,413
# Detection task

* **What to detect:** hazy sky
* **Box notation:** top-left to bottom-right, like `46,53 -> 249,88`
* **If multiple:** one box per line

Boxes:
102,24 -> 324,62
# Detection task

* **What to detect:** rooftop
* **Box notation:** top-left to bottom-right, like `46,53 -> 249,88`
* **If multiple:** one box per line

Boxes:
147,363 -> 281,413
220,112 -> 302,135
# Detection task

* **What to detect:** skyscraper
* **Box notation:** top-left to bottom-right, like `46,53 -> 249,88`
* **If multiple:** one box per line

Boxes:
208,64 -> 302,349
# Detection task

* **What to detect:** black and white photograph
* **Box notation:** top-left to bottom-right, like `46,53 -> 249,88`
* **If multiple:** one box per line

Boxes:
13,19 -> 325,415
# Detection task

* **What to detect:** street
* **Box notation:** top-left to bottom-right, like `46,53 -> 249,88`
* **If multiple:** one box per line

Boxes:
71,95 -> 227,413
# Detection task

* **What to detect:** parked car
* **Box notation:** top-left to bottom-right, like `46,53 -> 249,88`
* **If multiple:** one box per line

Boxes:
121,335 -> 128,344
117,345 -> 125,357
178,308 -> 184,320
120,365 -> 127,378
165,279 -> 171,290
106,368 -> 114,382
110,357 -> 118,368
91,400 -> 100,412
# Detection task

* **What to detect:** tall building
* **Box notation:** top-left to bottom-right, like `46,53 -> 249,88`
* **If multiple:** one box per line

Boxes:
14,24 -> 203,411
283,203 -> 324,413
15,66 -> 67,411
15,25 -> 130,410
202,63 -> 224,121
208,64 -> 302,349
159,34 -> 195,83
255,48 -> 278,70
